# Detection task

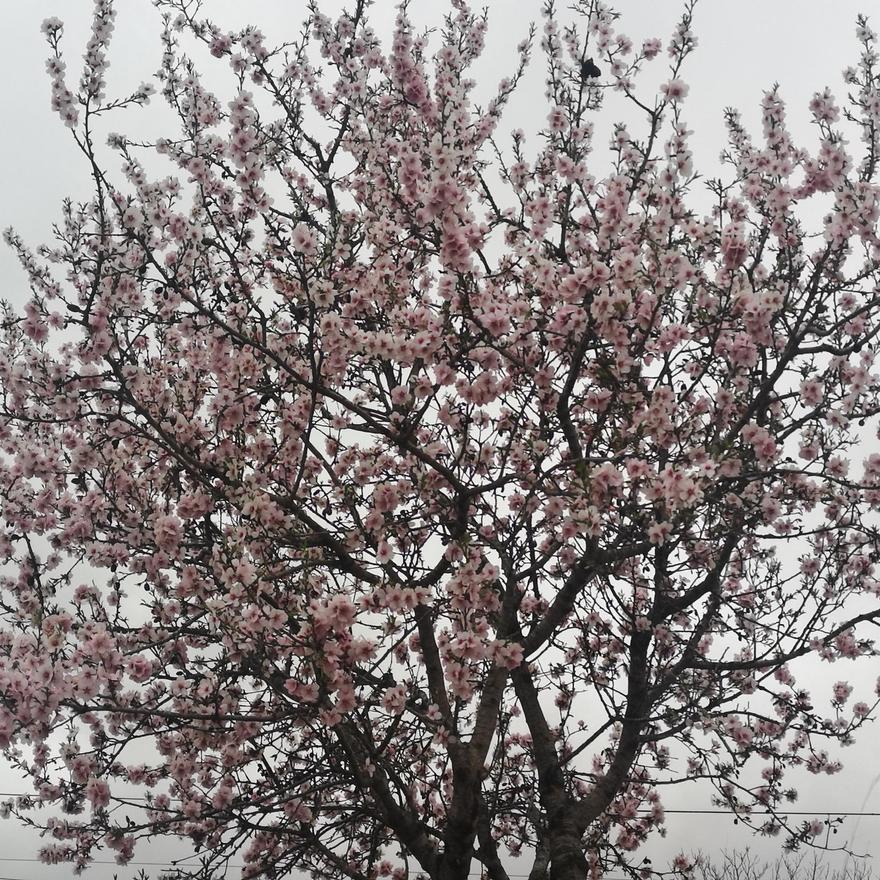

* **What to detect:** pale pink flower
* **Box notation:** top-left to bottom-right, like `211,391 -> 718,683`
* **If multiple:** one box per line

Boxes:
661,78 -> 690,101
85,776 -> 110,809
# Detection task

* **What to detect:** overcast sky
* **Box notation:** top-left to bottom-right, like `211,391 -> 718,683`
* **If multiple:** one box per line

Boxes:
2,1 -> 880,878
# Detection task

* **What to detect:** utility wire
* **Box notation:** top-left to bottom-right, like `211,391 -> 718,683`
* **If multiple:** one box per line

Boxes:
662,809 -> 880,817
0,867 -> 696,880
0,866 -> 639,879
0,807 -> 874,875
0,857 -> 243,867
2,793 -> 879,817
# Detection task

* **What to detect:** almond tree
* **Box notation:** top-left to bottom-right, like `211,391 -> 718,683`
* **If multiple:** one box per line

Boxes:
2,2 -> 880,879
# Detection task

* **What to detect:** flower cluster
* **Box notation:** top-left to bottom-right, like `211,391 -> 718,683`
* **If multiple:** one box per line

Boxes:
3,1 -> 880,878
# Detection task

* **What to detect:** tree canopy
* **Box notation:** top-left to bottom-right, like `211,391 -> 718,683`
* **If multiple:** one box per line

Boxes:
2,2 -> 880,879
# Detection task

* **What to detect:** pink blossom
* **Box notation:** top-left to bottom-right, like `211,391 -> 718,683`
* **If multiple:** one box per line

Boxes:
382,683 -> 408,714
642,38 -> 662,58
648,521 -> 672,545
661,78 -> 690,101
126,655 -> 153,683
85,777 -> 110,809
807,819 -> 825,837
152,513 -> 183,553
832,681 -> 853,705
489,639 -> 524,670
292,222 -> 317,256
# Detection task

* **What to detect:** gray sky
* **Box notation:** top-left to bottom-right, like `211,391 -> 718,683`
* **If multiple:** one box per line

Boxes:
1,1 -> 880,878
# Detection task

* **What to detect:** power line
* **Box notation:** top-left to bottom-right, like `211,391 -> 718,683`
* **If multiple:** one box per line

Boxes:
0,856 -> 242,867
0,791 -> 880,820
3,793 -> 879,817
0,867 -> 701,880
0,875 -> 830,880
0,809 -> 874,876
0,872 -> 641,880
0,876 -> 652,880
662,809 -> 880,817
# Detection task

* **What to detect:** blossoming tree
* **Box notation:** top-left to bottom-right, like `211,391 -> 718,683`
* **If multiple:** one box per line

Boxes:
2,1 -> 880,878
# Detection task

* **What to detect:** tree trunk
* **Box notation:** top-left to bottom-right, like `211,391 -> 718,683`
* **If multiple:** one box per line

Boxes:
434,753 -> 480,880
547,817 -> 589,880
